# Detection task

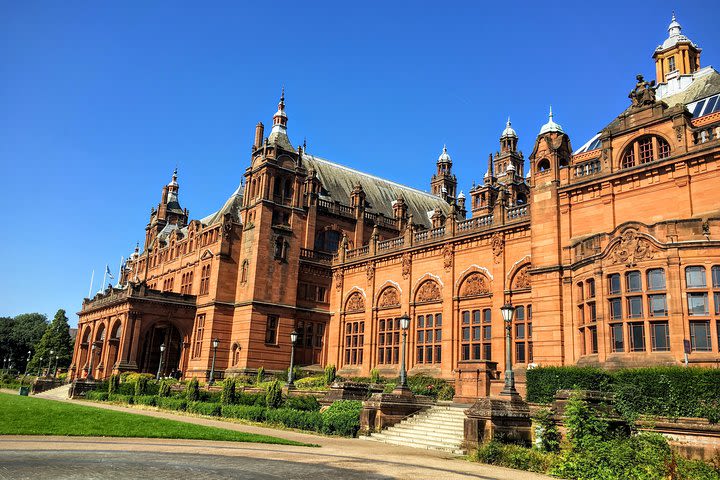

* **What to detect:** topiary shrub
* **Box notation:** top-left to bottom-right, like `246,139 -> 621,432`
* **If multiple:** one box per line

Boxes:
185,377 -> 200,401
370,368 -> 381,384
156,397 -> 187,411
266,408 -> 323,431
283,395 -> 321,412
187,401 -> 221,416
133,395 -> 157,407
324,364 -> 336,385
108,374 -> 120,394
135,375 -> 149,396
236,392 -> 266,407
255,366 -> 265,385
158,380 -> 171,398
221,378 -> 236,405
321,400 -> 363,436
221,404 -> 267,422
265,379 -> 282,409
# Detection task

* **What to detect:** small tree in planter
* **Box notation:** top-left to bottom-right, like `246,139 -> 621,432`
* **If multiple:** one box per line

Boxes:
186,377 -> 200,401
221,378 -> 236,404
255,366 -> 265,385
324,364 -> 336,385
265,379 -> 282,409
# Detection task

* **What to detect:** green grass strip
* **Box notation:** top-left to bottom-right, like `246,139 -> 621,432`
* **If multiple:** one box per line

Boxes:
0,393 -> 314,446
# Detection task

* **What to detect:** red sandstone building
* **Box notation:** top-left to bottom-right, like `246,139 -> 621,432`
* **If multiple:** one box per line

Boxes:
72,16 -> 720,394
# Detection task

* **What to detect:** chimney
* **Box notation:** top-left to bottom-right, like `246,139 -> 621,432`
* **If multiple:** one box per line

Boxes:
254,122 -> 264,150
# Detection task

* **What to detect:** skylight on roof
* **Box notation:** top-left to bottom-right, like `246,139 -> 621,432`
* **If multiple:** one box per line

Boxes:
687,93 -> 720,118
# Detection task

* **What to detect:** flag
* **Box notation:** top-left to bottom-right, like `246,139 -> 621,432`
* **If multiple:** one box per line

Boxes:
105,265 -> 114,280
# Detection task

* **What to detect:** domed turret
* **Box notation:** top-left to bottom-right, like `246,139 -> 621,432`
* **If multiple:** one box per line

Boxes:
539,106 -> 564,135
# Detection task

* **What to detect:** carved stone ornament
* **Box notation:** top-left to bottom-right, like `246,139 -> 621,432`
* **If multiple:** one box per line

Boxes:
491,233 -> 504,263
610,229 -> 656,266
675,125 -> 683,142
702,220 -> 710,239
401,253 -> 411,279
442,244 -> 453,272
366,263 -> 375,284
334,270 -> 343,291
378,287 -> 400,309
345,292 -> 365,313
460,273 -> 490,297
416,281 -> 441,304
512,265 -> 531,290
628,74 -> 656,107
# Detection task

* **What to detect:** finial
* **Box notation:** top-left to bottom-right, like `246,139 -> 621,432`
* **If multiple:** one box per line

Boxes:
549,105 -> 553,120
671,11 -> 675,21
507,116 -> 511,127
280,86 -> 285,103
135,242 -> 139,252
303,137 -> 307,149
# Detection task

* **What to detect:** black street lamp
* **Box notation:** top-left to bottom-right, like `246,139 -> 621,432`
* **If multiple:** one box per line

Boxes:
23,350 -> 31,376
397,313 -> 411,391
208,338 -> 219,385
156,343 -> 166,380
87,344 -> 96,381
500,303 -> 518,396
2,356 -> 7,372
287,330 -> 299,387
47,350 -> 54,378
37,357 -> 43,376
52,355 -> 59,377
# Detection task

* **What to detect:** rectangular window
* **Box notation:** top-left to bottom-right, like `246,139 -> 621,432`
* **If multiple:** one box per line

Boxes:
462,309 -> 491,361
668,56 -> 676,71
690,321 -> 712,352
200,264 -> 211,295
687,293 -> 709,316
638,137 -> 653,164
515,343 -> 526,363
629,322 -> 646,352
265,315 -> 279,344
588,302 -> 597,322
589,326 -> 598,354
648,294 -> 667,317
712,266 -> 720,288
686,266 -> 707,288
626,271 -> 642,292
344,321 -> 364,365
378,317 -> 401,364
193,314 -> 205,358
610,323 -> 624,352
416,312 -> 441,364
628,296 -> 643,318
647,269 -> 666,290
608,274 -> 621,295
587,279 -> 596,298
650,322 -> 670,351
609,298 -> 622,320
715,292 -> 720,316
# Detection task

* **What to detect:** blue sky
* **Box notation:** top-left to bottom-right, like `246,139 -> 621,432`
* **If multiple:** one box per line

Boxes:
1,1 -> 719,325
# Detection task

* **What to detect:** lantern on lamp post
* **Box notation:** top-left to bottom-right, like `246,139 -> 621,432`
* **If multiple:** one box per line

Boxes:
397,313 -> 411,391
500,303 -> 518,396
287,330 -> 299,387
156,343 -> 166,380
208,338 -> 219,385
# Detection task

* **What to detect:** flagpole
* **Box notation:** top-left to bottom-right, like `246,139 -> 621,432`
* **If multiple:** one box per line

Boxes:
101,265 -> 107,293
88,270 -> 94,298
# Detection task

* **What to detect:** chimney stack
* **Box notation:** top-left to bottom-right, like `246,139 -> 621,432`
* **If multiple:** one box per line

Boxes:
254,122 -> 264,150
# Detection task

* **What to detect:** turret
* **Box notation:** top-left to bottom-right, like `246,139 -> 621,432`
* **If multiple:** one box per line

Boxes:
430,145 -> 457,203
653,13 -> 701,84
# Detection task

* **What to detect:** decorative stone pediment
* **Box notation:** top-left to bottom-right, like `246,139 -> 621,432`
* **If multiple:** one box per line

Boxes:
377,287 -> 400,309
345,292 -> 365,313
200,249 -> 214,260
415,281 -> 441,304
605,229 -> 658,267
460,273 -> 490,297
511,265 -> 531,290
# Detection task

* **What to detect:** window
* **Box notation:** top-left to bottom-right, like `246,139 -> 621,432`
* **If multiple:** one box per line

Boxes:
587,279 -> 595,298
274,237 -> 289,261
651,322 -> 670,351
200,264 -> 211,295
314,230 -> 342,253
378,317 -> 400,364
344,320 -> 364,365
192,314 -> 205,358
628,296 -> 643,318
416,313 -> 442,364
240,260 -> 249,283
712,266 -> 720,288
620,136 -> 671,169
180,271 -> 193,295
610,323 -> 624,352
627,271 -> 642,292
686,266 -> 706,288
689,321 -> 712,351
162,277 -> 175,292
668,56 -> 676,71
629,322 -> 645,352
638,137 -> 653,164
608,274 -> 621,295
589,326 -> 598,354
688,293 -> 709,316
515,306 -> 532,363
621,148 -> 635,169
648,294 -> 667,317
647,269 -> 666,290
461,309 -> 491,361
609,298 -> 623,320
265,315 -> 279,344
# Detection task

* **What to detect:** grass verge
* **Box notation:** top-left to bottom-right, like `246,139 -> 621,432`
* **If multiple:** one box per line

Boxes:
0,393 -> 314,446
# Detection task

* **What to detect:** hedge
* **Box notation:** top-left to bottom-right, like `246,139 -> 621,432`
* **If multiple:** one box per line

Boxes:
526,366 -> 720,421
107,394 -> 134,404
156,397 -> 187,411
187,401 -> 221,416
266,408 -> 323,431
236,392 -> 266,407
86,391 -> 109,401
221,405 -> 267,422
321,400 -> 362,436
133,395 -> 157,407
283,395 -> 321,412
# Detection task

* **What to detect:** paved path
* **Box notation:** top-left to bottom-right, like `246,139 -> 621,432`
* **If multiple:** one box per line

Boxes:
0,393 -> 553,480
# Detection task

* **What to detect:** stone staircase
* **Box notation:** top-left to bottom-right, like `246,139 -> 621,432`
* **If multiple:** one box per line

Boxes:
362,403 -> 468,455
34,383 -> 71,401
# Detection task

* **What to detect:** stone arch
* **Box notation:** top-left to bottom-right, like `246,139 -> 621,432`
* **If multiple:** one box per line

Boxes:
617,133 -> 672,169
345,290 -> 366,313
107,319 -> 122,371
376,285 -> 401,309
454,265 -> 493,296
414,279 -> 442,304
510,263 -> 532,291
458,271 -> 491,298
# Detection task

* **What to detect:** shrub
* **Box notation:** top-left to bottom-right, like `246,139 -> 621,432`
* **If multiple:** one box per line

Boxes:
86,391 -> 109,401
370,368 -> 381,384
676,457 -> 720,480
156,397 -> 187,411
321,400 -> 362,437
283,395 -> 321,412
265,379 -> 282,409
256,366 -> 265,385
107,394 -> 133,404
133,395 -> 157,406
187,401 -> 221,416
135,376 -> 149,396
407,374 -> 454,400
221,378 -> 236,405
158,380 -> 171,398
117,382 -> 136,396
474,441 -> 557,474
236,392 -> 266,407
437,383 -> 455,401
324,364 -> 336,385
564,391 -> 612,451
526,366 -> 612,404
294,375 -> 327,390
533,408 -> 561,453
186,377 -> 200,401
108,374 -> 120,394
266,408 -> 323,431
221,404 -> 267,422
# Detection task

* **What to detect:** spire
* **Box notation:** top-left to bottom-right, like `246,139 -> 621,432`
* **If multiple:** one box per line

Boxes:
539,105 -> 564,134
501,117 -> 518,139
438,144 -> 452,163
668,12 -> 681,37
268,87 -> 294,150
169,167 -> 178,187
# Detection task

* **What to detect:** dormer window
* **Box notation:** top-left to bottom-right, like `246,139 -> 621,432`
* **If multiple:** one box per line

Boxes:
620,136 -> 671,169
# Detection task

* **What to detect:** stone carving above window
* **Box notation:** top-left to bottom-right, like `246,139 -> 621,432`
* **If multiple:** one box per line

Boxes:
401,253 -> 411,279
512,265 -> 531,290
442,244 -> 453,272
416,280 -> 441,304
460,273 -> 490,297
378,287 -> 400,309
333,270 -> 343,291
608,229 -> 657,266
491,233 -> 504,263
366,263 -> 375,284
345,292 -> 365,313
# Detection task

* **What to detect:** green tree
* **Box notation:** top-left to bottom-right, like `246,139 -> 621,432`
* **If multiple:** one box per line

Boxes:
7,313 -> 48,373
28,310 -> 72,375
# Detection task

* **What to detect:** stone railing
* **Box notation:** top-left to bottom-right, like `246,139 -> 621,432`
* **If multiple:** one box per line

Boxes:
692,124 -> 720,145
506,205 -> 528,220
318,199 -> 354,218
378,236 -> 404,251
457,214 -> 493,233
574,159 -> 601,178
414,230 -> 429,243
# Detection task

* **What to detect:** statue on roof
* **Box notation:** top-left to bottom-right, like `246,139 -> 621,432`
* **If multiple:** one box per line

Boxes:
628,74 -> 656,107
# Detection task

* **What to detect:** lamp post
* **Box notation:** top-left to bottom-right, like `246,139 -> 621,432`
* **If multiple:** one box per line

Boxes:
397,313 -> 411,391
156,343 -> 166,380
87,344 -> 96,381
37,357 -> 43,376
52,355 -> 59,377
287,330 -> 299,387
23,350 -> 31,376
47,350 -> 54,377
500,303 -> 518,396
2,356 -> 7,372
208,338 -> 219,385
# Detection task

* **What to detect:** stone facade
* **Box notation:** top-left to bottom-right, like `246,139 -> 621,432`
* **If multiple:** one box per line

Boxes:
72,18 -> 720,395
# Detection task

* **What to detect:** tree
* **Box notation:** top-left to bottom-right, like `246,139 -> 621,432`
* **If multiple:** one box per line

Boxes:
8,313 -> 47,373
28,310 -> 72,375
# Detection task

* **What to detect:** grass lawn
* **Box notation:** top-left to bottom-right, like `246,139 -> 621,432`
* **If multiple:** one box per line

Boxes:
0,393 -> 314,446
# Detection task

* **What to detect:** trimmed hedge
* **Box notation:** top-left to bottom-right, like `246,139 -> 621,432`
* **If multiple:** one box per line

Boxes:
107,394 -> 134,404
133,395 -> 157,407
187,401 -> 221,416
86,391 -> 109,401
266,408 -> 323,431
156,397 -> 187,411
527,366 -> 720,421
236,392 -> 266,407
321,400 -> 362,436
221,405 -> 267,422
283,395 -> 321,412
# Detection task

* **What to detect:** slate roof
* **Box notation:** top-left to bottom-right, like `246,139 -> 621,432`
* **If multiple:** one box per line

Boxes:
302,154 -> 452,228
200,183 -> 244,226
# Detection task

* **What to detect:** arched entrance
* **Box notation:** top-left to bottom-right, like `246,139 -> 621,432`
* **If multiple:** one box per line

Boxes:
139,323 -> 184,378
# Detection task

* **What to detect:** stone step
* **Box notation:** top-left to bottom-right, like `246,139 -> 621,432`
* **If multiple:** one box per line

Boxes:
399,417 -> 465,428
364,435 -> 465,455
386,424 -> 464,436
376,428 -> 463,443
33,383 -> 71,400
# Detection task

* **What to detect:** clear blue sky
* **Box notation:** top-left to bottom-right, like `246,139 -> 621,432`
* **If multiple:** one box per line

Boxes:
1,1 -> 719,326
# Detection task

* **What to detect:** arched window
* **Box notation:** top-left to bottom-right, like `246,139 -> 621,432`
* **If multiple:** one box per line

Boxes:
537,159 -> 550,172
620,136 -> 671,169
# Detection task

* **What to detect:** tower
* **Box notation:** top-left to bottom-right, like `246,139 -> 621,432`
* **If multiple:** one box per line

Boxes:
145,169 -> 189,249
430,145 -> 457,203
653,13 -> 701,84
